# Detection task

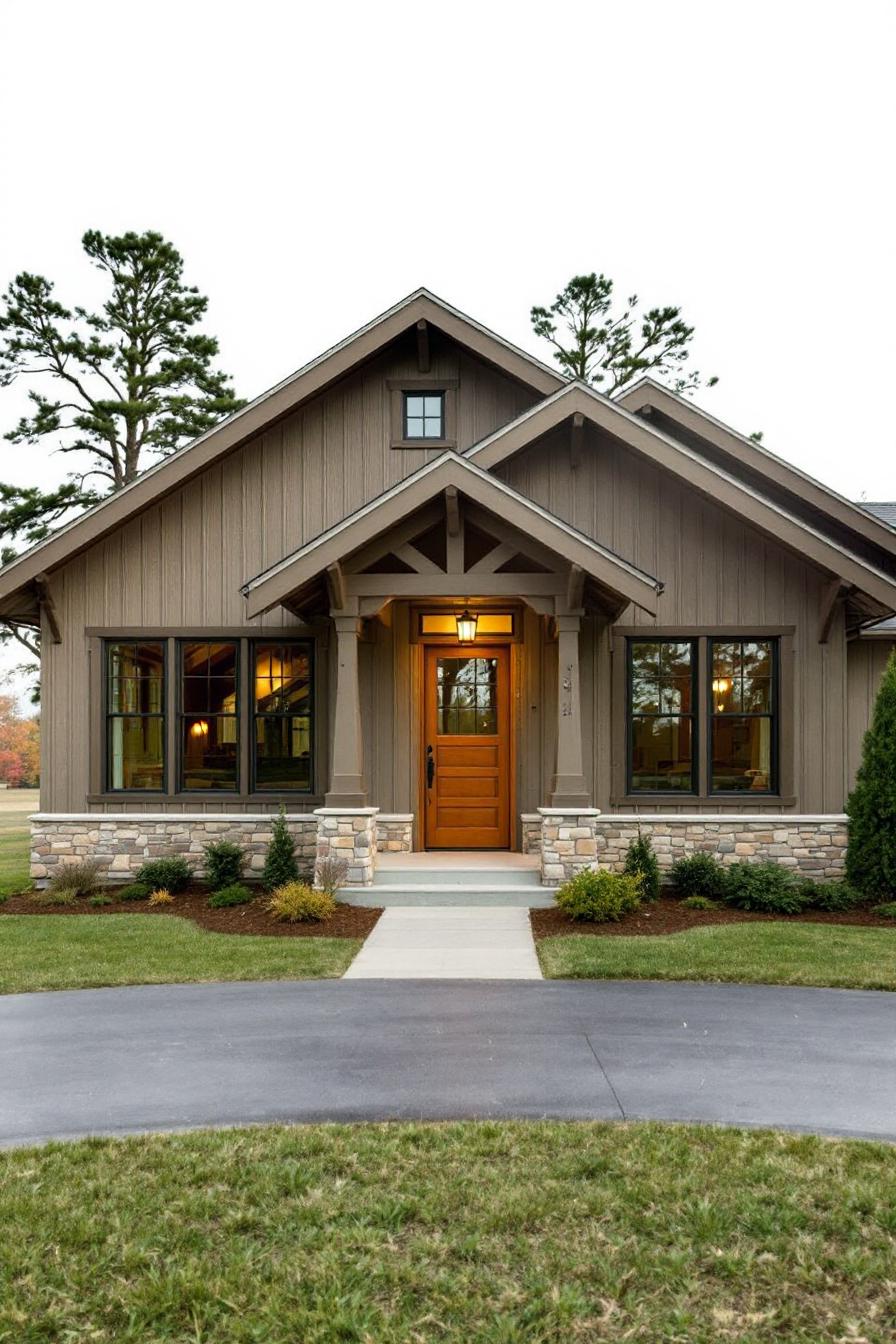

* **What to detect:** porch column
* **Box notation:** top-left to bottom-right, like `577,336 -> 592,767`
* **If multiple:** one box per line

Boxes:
325,613 -> 367,806
549,613 -> 590,807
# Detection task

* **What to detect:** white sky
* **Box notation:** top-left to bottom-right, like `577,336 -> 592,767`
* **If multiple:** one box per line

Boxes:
0,0 -> 894,700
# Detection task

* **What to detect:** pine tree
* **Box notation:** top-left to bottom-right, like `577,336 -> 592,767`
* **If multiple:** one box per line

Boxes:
262,806 -> 299,891
623,830 -> 661,901
846,650 -> 896,899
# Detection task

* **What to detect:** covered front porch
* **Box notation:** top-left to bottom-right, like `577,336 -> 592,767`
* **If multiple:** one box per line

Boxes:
241,452 -> 662,885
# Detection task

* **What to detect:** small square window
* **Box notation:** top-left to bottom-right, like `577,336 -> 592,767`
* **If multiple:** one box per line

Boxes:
403,391 -> 444,440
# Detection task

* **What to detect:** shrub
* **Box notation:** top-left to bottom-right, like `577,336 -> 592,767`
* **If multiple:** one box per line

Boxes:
135,856 -> 192,894
118,881 -> 151,902
263,807 -> 299,892
148,888 -> 174,906
42,859 -> 103,904
555,868 -> 642,923
681,895 -> 720,910
203,839 -> 245,891
89,894 -> 113,907
267,881 -> 335,923
623,833 -> 660,902
722,862 -> 807,915
208,883 -> 253,909
315,855 -> 349,897
670,852 -> 729,901
847,649 -> 896,900
871,901 -> 896,919
799,879 -> 862,912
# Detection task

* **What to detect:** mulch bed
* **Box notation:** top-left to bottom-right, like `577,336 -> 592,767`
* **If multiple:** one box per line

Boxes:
530,896 -> 896,940
1,887 -> 382,939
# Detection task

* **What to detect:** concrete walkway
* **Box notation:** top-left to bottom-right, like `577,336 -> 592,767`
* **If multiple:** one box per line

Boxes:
2,980 -> 895,1146
343,906 -> 542,979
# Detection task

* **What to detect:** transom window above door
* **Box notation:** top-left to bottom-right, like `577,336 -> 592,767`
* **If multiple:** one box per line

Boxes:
403,391 -> 444,439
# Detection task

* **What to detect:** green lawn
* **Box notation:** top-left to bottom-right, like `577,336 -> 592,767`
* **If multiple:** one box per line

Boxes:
538,921 -> 896,990
1,1121 -> 894,1342
0,915 -> 359,994
0,827 -> 30,898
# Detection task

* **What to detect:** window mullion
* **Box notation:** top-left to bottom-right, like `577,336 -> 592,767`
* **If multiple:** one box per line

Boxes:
696,637 -> 709,797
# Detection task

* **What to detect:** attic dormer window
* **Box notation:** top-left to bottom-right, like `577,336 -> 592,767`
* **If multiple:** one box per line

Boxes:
403,391 -> 444,440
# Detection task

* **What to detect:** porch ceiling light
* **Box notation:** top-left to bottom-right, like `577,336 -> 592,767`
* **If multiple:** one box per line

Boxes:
455,608 -> 478,643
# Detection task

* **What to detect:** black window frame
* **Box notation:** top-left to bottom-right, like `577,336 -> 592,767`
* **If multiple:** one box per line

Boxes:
103,639 -> 168,794
402,389 -> 445,441
708,637 -> 779,796
626,638 -> 698,795
177,639 -> 241,795
250,638 -> 315,794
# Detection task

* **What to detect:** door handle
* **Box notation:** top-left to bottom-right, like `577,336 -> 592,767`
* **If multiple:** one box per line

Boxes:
426,745 -> 435,788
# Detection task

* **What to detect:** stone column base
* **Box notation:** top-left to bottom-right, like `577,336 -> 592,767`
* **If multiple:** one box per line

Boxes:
313,807 -> 379,887
376,814 -> 414,853
538,807 -> 602,886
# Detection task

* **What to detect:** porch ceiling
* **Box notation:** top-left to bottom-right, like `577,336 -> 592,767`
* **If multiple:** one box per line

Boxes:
241,453 -> 663,620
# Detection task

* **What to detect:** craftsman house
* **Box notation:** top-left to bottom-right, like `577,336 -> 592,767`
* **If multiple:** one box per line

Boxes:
2,289 -> 895,886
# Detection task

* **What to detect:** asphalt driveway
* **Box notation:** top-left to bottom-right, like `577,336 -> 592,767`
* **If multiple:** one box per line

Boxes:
1,978 -> 894,1146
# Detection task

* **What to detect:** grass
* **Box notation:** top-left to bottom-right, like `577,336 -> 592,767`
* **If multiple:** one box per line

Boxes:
0,827 -> 30,899
0,915 -> 359,994
1,1121 -> 894,1342
538,921 -> 896,990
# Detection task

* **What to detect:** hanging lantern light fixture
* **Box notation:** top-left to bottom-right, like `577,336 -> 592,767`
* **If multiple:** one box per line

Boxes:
455,607 -> 478,643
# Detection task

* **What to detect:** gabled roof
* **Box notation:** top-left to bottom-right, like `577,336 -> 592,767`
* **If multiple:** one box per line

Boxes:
616,378 -> 896,561
863,502 -> 896,530
0,288 -> 563,610
241,451 -> 663,619
464,381 -> 896,614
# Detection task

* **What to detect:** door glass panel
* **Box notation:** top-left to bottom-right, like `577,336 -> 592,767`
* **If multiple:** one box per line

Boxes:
436,658 -> 499,735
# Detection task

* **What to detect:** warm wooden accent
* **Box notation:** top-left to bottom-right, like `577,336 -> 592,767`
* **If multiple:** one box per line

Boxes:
424,644 -> 510,848
416,320 -> 430,373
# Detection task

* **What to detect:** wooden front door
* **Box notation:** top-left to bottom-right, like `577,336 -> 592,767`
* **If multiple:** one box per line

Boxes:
424,645 -> 511,849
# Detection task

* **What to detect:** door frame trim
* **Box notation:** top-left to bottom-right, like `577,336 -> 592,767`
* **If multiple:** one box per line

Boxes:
417,641 -> 517,851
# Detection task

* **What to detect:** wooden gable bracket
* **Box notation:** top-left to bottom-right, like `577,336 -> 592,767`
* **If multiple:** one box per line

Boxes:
818,578 -> 851,643
570,412 -> 584,470
35,573 -> 61,644
326,561 -> 347,612
416,319 -> 430,373
444,486 -> 463,574
566,563 -> 585,611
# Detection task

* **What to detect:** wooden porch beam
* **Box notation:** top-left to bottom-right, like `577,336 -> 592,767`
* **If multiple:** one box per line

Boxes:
346,572 -> 564,598
467,540 -> 518,575
35,573 -> 61,645
445,486 -> 460,536
393,542 -> 442,575
445,487 -> 464,573
342,500 -> 443,574
463,504 -> 560,573
416,319 -> 430,373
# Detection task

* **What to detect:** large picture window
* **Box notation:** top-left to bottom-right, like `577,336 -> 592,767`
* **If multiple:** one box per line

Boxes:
627,640 -> 696,792
710,639 -> 776,793
253,642 -> 313,791
179,642 -> 239,791
105,642 -> 165,791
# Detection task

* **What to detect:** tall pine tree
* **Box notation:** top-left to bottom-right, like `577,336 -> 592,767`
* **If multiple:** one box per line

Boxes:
846,649 -> 896,899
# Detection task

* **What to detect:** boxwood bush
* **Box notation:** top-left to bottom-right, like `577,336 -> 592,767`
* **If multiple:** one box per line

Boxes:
670,852 -> 729,902
208,883 -> 253,909
203,840 -> 245,891
135,857 -> 192,894
722,862 -> 808,914
798,878 -> 862,912
555,869 -> 642,922
118,881 -> 151,902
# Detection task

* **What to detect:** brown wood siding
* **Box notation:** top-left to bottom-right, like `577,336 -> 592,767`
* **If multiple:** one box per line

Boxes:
40,341 -> 537,812
496,423 -> 855,814
846,639 -> 896,788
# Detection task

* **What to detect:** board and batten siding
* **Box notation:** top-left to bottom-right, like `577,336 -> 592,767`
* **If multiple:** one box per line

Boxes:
495,421 -> 856,815
846,638 -> 896,788
40,340 -> 539,813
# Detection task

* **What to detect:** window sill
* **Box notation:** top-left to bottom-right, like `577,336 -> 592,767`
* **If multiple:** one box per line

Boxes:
86,793 -> 323,805
610,795 -> 796,808
390,438 -> 456,450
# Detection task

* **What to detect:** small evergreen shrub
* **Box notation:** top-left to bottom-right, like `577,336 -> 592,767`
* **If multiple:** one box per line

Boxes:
315,855 -> 349,897
208,883 -> 253,909
722,862 -> 807,914
555,868 -> 642,922
42,859 -> 102,903
798,879 -> 862,912
871,901 -> 896,919
670,852 -> 728,901
267,881 -> 335,923
681,895 -> 720,910
623,832 -> 661,902
135,856 -> 192,894
263,807 -> 299,892
89,894 -> 113,907
203,839 -> 245,891
148,888 -> 174,906
118,882 -> 151,902
847,649 -> 896,900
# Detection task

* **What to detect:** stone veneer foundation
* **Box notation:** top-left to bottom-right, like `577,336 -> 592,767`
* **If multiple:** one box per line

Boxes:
313,807 -> 379,887
592,815 -> 848,880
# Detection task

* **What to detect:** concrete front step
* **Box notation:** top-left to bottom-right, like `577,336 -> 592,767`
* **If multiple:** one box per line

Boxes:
340,886 -> 555,908
370,868 -> 543,889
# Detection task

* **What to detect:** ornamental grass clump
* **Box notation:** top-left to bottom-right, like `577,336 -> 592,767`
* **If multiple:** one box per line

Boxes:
203,839 -> 245,891
722,862 -> 807,915
670,852 -> 729,902
267,882 -> 335,923
623,832 -> 661,901
38,859 -> 103,905
148,888 -> 174,906
135,856 -> 192,894
315,855 -> 349,897
207,883 -> 253,909
555,868 -> 642,922
263,807 -> 299,892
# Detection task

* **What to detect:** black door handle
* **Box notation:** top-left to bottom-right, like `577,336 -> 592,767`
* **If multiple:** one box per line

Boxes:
426,745 -> 435,788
